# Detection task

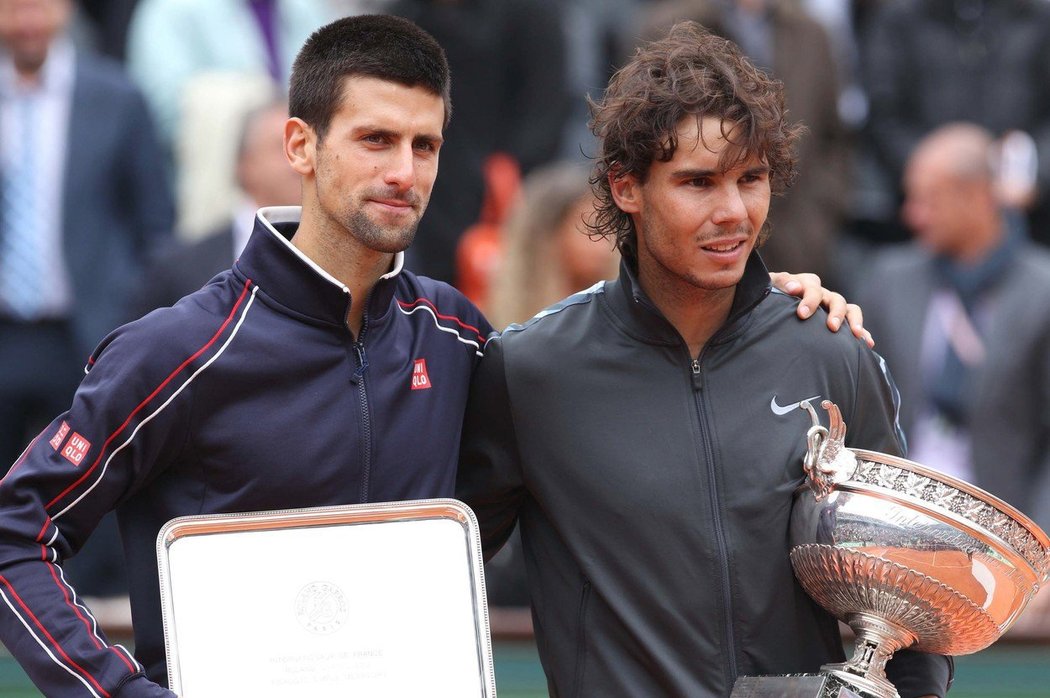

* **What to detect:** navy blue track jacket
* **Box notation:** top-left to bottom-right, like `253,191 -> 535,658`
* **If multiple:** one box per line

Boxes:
0,207 -> 492,696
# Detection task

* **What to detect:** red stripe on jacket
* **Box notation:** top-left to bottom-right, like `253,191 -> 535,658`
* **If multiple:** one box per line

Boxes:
44,281 -> 254,512
397,297 -> 486,343
0,575 -> 112,697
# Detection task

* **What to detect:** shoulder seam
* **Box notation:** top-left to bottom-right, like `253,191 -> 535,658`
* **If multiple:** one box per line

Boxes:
501,283 -> 605,337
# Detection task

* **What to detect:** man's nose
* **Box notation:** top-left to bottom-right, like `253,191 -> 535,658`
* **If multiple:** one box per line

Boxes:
711,184 -> 747,225
383,144 -> 416,191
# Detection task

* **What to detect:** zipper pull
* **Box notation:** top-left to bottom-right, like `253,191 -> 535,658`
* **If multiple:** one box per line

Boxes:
691,358 -> 703,390
351,343 -> 369,382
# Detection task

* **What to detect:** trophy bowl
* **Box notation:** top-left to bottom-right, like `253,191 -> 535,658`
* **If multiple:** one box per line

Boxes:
788,400 -> 1050,698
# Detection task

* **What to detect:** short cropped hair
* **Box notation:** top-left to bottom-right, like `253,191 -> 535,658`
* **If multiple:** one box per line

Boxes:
288,14 -> 451,142
588,21 -> 802,255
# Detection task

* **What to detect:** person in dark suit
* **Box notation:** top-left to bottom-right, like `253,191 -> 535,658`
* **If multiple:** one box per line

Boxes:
857,123 -> 1050,533
130,98 -> 301,317
0,0 -> 173,596
0,0 -> 173,465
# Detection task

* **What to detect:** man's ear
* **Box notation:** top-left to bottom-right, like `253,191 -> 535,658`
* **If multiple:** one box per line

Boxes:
285,117 -> 315,176
609,170 -> 642,214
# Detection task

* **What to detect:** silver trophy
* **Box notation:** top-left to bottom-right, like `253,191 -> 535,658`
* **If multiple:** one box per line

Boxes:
732,400 -> 1050,698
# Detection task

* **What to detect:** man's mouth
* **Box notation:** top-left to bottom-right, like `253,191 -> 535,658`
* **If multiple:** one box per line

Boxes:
701,239 -> 746,253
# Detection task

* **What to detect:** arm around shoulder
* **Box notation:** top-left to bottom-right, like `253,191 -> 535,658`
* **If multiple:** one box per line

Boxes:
456,335 -> 526,561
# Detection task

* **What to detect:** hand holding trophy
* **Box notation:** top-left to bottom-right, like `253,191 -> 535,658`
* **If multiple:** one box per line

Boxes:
733,400 -> 1050,698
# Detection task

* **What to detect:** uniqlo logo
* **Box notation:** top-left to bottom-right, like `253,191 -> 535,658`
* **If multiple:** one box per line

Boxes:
49,422 -> 71,450
411,358 -> 432,390
61,433 -> 91,467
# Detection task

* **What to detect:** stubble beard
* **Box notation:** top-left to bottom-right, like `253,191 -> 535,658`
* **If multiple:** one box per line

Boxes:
344,206 -> 419,254
314,146 -> 425,253
642,213 -> 755,293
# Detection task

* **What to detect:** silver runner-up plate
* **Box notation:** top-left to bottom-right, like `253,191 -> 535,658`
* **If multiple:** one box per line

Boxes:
156,498 -> 497,697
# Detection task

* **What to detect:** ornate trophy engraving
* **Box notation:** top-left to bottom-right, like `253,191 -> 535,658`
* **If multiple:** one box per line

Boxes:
731,401 -> 1050,698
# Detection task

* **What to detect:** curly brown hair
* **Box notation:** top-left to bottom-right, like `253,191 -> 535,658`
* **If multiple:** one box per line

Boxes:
587,21 -> 802,256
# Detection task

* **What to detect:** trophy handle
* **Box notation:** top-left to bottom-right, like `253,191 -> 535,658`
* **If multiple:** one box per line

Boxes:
801,400 -> 857,500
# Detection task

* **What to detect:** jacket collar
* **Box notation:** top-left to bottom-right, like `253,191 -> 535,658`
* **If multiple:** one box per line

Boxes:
607,249 -> 771,348
233,206 -> 405,328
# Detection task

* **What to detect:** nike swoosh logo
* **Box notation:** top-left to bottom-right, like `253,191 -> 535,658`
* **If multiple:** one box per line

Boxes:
770,394 -> 821,416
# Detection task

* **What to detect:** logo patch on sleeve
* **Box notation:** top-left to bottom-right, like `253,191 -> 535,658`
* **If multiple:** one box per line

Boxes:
61,433 -> 91,467
411,358 -> 432,390
49,422 -> 71,450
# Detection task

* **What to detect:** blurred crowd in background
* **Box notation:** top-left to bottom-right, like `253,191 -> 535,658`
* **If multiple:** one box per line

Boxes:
3,0 -> 1050,628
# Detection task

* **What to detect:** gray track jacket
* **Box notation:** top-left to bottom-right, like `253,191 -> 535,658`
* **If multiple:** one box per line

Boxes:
457,252 -> 952,697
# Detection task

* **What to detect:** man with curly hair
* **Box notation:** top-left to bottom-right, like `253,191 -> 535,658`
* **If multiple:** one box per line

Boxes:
457,21 -> 953,697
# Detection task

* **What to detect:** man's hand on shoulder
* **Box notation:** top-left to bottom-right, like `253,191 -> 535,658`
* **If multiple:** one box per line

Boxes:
769,271 -> 874,348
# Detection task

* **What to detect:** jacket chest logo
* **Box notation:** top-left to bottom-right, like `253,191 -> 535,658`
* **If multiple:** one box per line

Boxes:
770,394 -> 821,416
411,358 -> 433,390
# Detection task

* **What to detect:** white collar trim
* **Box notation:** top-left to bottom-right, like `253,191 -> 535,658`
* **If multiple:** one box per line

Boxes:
255,206 -> 405,290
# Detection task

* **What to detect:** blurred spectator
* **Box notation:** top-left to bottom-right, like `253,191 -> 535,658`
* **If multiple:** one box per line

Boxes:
861,0 -> 1050,247
125,0 -> 332,148
0,0 -> 173,597
856,123 -> 1050,532
129,98 -> 301,319
454,152 -> 522,309
173,72 -> 277,240
485,160 -> 618,329
387,0 -> 571,284
642,0 -> 850,286
125,0 -> 333,237
797,0 -> 867,129
0,0 -> 174,460
558,0 -> 644,163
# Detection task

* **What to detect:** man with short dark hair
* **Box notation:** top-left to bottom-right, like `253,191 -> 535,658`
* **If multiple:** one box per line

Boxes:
0,15 -> 485,696
456,22 -> 952,697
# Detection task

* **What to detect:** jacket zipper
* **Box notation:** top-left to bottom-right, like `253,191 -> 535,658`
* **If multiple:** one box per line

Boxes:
348,303 -> 373,503
690,352 -> 738,685
571,579 -> 592,698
